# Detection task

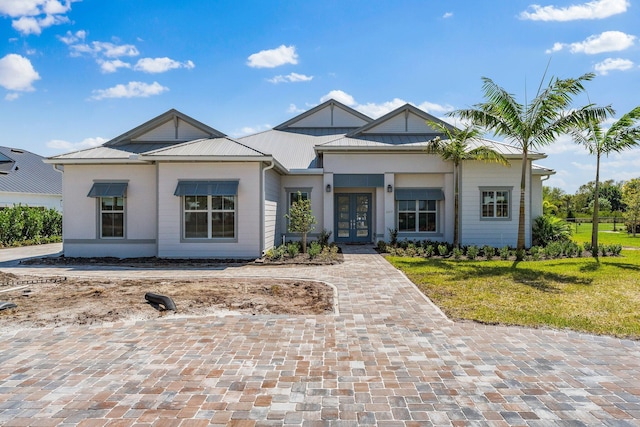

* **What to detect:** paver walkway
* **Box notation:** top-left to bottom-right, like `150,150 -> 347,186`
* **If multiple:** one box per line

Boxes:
0,245 -> 639,426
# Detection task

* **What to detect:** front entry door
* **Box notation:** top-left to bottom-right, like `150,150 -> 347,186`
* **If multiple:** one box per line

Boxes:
335,193 -> 371,243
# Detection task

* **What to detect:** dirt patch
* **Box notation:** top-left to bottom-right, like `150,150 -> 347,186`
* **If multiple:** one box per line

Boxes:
0,276 -> 334,331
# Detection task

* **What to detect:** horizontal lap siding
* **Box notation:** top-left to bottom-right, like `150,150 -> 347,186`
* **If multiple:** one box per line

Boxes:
460,160 -> 528,247
264,168 -> 281,251
324,153 -> 450,174
157,162 -> 261,258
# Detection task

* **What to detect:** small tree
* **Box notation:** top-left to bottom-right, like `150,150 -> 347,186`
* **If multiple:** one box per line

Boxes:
622,178 -> 640,237
285,191 -> 316,253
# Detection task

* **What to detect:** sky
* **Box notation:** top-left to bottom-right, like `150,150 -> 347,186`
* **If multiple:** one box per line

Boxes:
1,0 -> 639,194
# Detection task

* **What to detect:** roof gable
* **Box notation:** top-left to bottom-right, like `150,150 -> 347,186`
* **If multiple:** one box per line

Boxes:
348,104 -> 455,137
105,109 -> 225,147
274,99 -> 372,130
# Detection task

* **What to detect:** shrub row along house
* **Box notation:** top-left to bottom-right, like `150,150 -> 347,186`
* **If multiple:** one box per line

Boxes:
45,99 -> 553,258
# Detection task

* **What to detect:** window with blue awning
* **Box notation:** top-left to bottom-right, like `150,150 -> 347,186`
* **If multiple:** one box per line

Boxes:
174,180 -> 239,196
87,182 -> 128,197
395,188 -> 444,200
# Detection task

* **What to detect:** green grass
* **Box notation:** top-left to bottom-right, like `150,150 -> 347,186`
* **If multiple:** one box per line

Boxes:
570,221 -> 640,248
388,250 -> 640,339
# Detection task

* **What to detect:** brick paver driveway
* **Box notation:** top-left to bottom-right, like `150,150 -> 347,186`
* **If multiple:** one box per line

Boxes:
1,244 -> 639,426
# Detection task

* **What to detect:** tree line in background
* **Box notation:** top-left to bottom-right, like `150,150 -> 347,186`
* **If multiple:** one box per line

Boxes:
543,178 -> 640,235
0,205 -> 62,247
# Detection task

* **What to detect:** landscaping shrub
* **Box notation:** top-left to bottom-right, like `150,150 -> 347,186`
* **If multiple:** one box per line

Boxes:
0,205 -> 62,246
499,246 -> 510,260
308,241 -> 322,259
376,240 -> 387,253
286,242 -> 300,258
388,228 -> 398,246
452,247 -> 463,260
318,229 -> 332,247
482,245 -> 494,260
532,215 -> 572,246
437,244 -> 449,257
466,245 -> 479,260
424,245 -> 435,258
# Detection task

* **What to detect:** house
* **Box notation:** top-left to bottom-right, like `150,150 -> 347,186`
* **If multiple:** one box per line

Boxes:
45,100 -> 552,258
0,146 -> 62,211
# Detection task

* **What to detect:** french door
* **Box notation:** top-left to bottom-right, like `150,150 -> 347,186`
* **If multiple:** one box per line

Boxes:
334,193 -> 371,243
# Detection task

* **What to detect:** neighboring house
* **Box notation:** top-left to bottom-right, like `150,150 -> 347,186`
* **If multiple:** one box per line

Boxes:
45,100 -> 553,258
0,146 -> 62,211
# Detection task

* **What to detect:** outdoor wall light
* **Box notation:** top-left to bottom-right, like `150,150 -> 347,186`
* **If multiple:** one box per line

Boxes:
326,184 -> 331,193
387,184 -> 393,193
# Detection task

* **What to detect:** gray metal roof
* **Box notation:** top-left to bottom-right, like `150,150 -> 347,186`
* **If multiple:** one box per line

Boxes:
0,147 -> 61,195
142,137 -> 267,158
48,146 -> 136,160
239,129 -> 342,170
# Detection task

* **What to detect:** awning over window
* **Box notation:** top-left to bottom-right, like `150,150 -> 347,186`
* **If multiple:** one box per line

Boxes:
333,174 -> 384,188
395,188 -> 444,201
174,180 -> 239,196
87,182 -> 128,198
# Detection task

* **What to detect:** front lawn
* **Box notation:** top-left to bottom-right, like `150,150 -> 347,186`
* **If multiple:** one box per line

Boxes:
570,221 -> 640,248
388,250 -> 640,339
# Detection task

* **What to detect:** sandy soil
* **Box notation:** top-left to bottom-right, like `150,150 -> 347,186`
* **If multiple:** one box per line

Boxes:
0,273 -> 334,330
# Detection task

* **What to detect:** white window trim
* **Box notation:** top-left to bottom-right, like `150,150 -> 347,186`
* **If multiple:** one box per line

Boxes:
396,199 -> 439,233
479,187 -> 513,221
98,196 -> 125,239
182,195 -> 238,242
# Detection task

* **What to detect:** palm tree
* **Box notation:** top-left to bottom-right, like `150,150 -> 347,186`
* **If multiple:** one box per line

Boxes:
425,122 -> 509,246
570,106 -> 640,255
454,72 -> 610,250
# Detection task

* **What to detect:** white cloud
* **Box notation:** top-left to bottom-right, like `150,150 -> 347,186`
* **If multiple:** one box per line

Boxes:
1,0 -> 79,35
520,0 -> 629,21
46,136 -> 107,151
287,103 -> 304,114
70,41 -> 139,58
133,57 -> 195,73
546,31 -> 636,54
247,45 -> 298,68
0,54 -> 40,91
443,12 -> 453,18
267,72 -> 313,84
90,81 -> 168,100
5,92 -> 20,101
320,90 -> 356,106
319,90 -> 454,119
232,124 -> 271,137
98,59 -> 131,73
57,29 -> 86,45
594,57 -> 634,75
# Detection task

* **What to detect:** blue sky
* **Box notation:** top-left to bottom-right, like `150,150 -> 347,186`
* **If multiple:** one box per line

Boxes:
1,0 -> 639,193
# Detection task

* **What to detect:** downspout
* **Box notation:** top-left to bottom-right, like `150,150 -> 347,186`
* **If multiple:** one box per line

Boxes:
261,159 -> 276,255
52,164 -> 64,244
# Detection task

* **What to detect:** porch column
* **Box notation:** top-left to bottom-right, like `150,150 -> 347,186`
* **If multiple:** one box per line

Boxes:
384,172 -> 395,242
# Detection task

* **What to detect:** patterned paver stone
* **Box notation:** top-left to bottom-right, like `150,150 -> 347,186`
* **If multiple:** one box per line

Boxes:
0,244 -> 639,426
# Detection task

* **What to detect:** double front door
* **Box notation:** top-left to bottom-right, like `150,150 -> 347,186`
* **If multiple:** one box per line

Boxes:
335,193 -> 371,243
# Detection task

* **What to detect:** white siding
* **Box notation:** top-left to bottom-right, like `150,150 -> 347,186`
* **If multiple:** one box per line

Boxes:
156,162 -> 262,258
264,168 -> 281,251
332,107 -> 369,127
290,108 -> 332,128
531,176 -> 543,220
459,160 -> 530,247
363,114 -> 406,134
61,164 -> 157,257
0,192 -> 62,211
133,118 -> 210,141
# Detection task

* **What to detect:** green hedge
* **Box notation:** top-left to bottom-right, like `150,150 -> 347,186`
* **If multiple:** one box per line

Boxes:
0,205 -> 62,246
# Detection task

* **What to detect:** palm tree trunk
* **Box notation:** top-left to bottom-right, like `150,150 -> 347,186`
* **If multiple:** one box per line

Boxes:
592,153 -> 600,257
454,162 -> 460,247
517,149 -> 528,250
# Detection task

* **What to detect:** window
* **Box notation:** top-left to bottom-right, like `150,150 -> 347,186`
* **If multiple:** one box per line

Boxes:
100,197 -> 124,238
481,189 -> 510,219
184,195 -> 236,239
397,199 -> 437,232
289,191 -> 309,208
